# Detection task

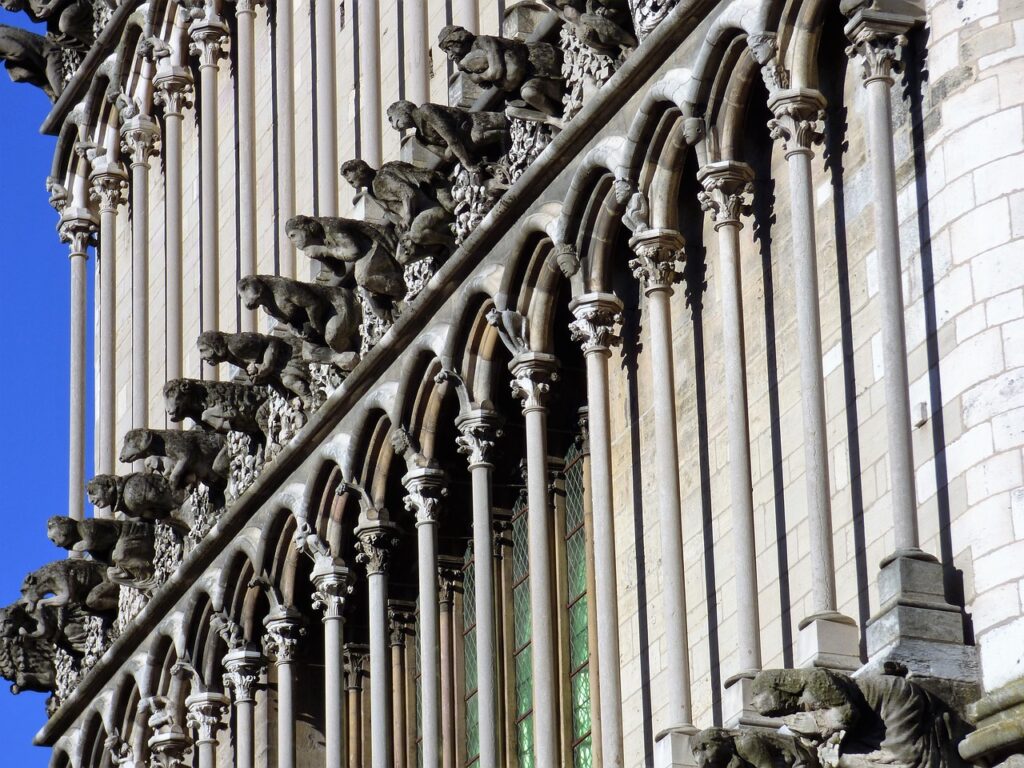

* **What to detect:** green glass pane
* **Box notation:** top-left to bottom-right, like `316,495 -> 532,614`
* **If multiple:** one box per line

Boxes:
564,457 -> 585,533
466,692 -> 479,760
514,651 -> 533,717
463,562 -> 476,628
513,581 -> 531,651
511,510 -> 529,583
571,670 -> 592,738
573,736 -> 593,768
465,626 -> 478,692
566,531 -> 587,600
517,715 -> 535,768
569,597 -> 589,669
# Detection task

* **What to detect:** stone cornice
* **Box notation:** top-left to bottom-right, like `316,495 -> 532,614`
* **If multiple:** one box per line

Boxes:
34,0 -> 722,745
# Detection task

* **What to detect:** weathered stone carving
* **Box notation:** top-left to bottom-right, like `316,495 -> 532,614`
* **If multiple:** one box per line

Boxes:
0,601 -> 55,694
197,330 -> 313,410
341,159 -> 457,265
628,0 -> 680,39
119,428 -> 229,496
544,0 -> 637,55
46,517 -> 158,591
486,308 -> 531,356
749,667 -> 967,768
0,0 -> 94,50
0,23 -> 64,99
692,725 -> 819,768
19,559 -> 119,652
387,100 -> 511,170
439,25 -> 564,117
237,275 -> 362,356
163,377 -> 269,443
559,19 -> 622,120
86,472 -> 185,523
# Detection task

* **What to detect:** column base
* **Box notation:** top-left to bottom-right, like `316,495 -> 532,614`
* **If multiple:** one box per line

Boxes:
654,725 -> 699,768
796,611 -> 862,671
722,673 -> 780,729
862,551 -> 978,684
959,679 -> 1024,766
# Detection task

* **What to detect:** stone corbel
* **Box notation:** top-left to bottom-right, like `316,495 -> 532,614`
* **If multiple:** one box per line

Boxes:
746,32 -> 790,97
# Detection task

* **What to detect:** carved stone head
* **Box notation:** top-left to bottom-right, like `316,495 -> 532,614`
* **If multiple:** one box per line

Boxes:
612,178 -> 634,206
46,516 -> 79,550
285,215 -> 325,250
86,474 -> 119,509
691,728 -> 739,768
120,428 -> 156,464
386,100 -> 417,131
340,159 -> 375,190
163,379 -> 204,423
237,276 -> 269,311
197,331 -> 229,364
751,667 -> 854,718
438,25 -> 474,60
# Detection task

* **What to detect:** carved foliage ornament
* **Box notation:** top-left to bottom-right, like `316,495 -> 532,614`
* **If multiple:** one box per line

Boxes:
456,419 -> 503,468
185,697 -> 227,742
510,361 -> 559,411
569,301 -> 623,355
847,28 -> 907,84
311,570 -> 353,619
628,239 -> 681,290
354,529 -> 399,575
698,167 -> 754,228
264,616 -> 306,663
767,91 -> 826,155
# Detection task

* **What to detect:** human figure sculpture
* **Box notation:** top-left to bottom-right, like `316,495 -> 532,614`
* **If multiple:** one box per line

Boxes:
340,159 -> 457,264
119,428 -> 229,496
86,472 -> 185,522
0,0 -> 94,49
46,516 -> 122,563
750,667 -> 967,768
438,25 -> 564,117
0,23 -> 64,100
163,378 -> 269,442
386,100 -> 510,170
197,330 -> 314,409
0,602 -> 55,694
285,215 -> 406,321
237,275 -> 362,356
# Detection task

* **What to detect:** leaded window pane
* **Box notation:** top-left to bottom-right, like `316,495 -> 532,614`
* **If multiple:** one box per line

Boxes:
466,692 -> 479,761
569,596 -> 589,670
516,715 -> 535,768
570,669 -> 592,738
573,736 -> 593,768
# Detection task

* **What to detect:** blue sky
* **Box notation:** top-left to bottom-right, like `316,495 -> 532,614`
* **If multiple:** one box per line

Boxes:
0,12 -> 93,760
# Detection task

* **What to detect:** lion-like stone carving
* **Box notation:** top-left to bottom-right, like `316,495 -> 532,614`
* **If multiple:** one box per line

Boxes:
197,330 -> 314,409
692,726 -> 819,768
0,602 -> 55,694
285,215 -> 406,320
46,517 -> 157,591
119,428 -> 229,496
237,275 -> 362,356
386,100 -> 510,170
86,472 -> 185,522
750,668 -> 967,768
20,559 -> 119,622
163,378 -> 269,442
0,23 -> 64,100
46,516 -> 121,563
439,25 -> 564,117
340,159 -> 457,265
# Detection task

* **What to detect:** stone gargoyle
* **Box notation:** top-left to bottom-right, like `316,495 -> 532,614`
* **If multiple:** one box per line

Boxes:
46,517 -> 157,591
340,159 -> 457,265
0,23 -> 64,100
19,559 -> 119,643
692,725 -> 820,768
386,99 -> 510,171
86,472 -> 185,523
237,275 -> 362,356
285,215 -> 407,321
163,377 -> 269,443
750,667 -> 968,768
197,330 -> 314,410
0,0 -> 95,50
0,601 -> 55,694
438,25 -> 564,117
119,428 -> 229,496
542,0 -> 637,55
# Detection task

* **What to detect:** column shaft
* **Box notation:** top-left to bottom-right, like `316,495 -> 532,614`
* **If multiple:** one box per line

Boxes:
326,615 -> 345,765
196,739 -> 216,768
418,519 -> 441,767
368,571 -> 392,768
471,463 -> 498,767
358,0 -> 382,167
236,0 -> 258,331
405,0 -> 429,104
69,247 -> 88,518
455,0 -> 479,32
275,0 -> 296,278
439,599 -> 455,768
164,110 -> 184,384
391,640 -> 406,767
277,660 -> 295,768
96,203 -> 118,478
314,0 -> 338,214
129,157 -> 150,435
235,699 -> 255,768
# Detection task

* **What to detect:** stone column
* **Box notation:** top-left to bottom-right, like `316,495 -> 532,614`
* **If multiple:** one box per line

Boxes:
222,647 -> 265,768
344,645 -> 367,768
59,209 -> 97,522
88,159 -> 127,482
355,524 -> 399,768
314,0 -> 338,214
768,87 -> 860,670
404,0 -> 429,105
189,8 -> 229,378
120,112 -> 160,441
455,409 -> 502,768
628,229 -> 697,763
235,0 -> 260,330
405,467 -> 446,768
438,561 -> 463,768
264,608 -> 305,768
185,692 -> 229,768
274,0 -> 296,278
455,0 -> 479,33
510,352 -> 561,767
309,559 -> 354,767
358,0 -> 382,169
568,293 -> 626,767
697,162 -> 765,723
389,603 -> 414,768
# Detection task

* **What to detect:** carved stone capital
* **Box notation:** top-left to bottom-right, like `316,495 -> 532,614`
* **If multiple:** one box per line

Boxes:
120,115 -> 161,168
184,691 -> 229,743
569,292 -> 624,356
767,88 -> 826,157
455,408 -> 503,468
354,524 -> 400,576
493,512 -> 512,559
697,161 -> 755,229
403,467 -> 448,526
235,0 -> 264,15
388,600 -> 416,647
844,10 -> 915,86
343,644 -> 368,690
510,352 -> 559,412
89,159 -> 129,212
263,608 -> 306,664
221,647 -> 264,703
148,728 -> 192,768
438,558 -> 464,609
310,562 -> 353,620
58,209 -> 98,256
747,32 -> 790,96
189,13 -> 230,68
628,228 -> 684,293
153,66 -> 195,116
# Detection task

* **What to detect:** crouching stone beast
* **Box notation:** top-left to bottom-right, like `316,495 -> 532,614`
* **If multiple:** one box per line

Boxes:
163,378 -> 269,442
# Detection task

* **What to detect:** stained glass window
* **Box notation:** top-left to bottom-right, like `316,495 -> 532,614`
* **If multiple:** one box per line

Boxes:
463,542 -> 479,765
511,492 -> 534,768
563,440 -> 592,767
